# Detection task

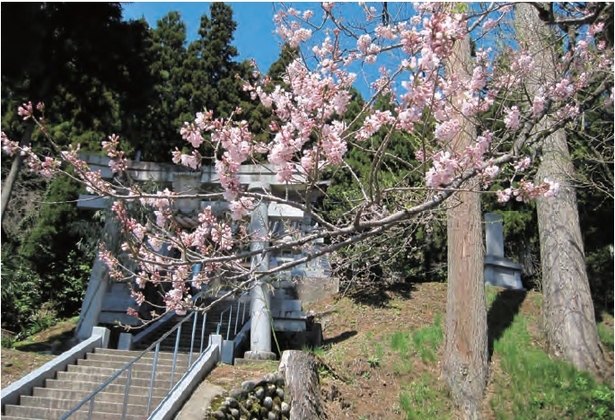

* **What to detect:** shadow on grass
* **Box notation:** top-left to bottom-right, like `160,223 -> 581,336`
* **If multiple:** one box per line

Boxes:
323,330 -> 357,346
487,289 -> 527,360
344,280 -> 416,308
15,328 -> 76,355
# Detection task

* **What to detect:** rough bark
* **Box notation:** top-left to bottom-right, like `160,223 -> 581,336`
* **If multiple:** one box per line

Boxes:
278,350 -> 327,420
1,124 -> 34,223
442,33 -> 489,420
515,3 -> 608,379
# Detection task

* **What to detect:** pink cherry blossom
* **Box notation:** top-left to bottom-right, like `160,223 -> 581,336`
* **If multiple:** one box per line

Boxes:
434,119 -> 461,142
503,106 -> 521,129
180,122 -> 204,148
513,157 -> 531,172
17,102 -> 33,119
425,151 -> 460,188
496,188 -> 512,203
229,197 -> 254,220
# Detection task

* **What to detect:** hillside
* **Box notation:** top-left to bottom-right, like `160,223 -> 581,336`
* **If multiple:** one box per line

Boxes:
2,283 -> 613,419
205,282 -> 614,419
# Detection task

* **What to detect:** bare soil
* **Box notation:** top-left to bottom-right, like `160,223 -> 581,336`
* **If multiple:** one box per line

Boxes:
1,317 -> 78,388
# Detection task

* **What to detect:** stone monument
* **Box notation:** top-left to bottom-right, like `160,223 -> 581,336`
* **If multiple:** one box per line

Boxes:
484,212 -> 524,290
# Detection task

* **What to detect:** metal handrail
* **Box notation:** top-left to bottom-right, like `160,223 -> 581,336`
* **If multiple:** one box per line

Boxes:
61,295 -> 251,419
132,311 -> 176,346
215,299 -> 248,341
60,309 -> 207,420
215,305 -> 232,339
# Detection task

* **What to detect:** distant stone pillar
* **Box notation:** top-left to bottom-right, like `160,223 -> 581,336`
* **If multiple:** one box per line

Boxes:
245,182 -> 276,361
173,172 -> 201,214
75,216 -> 120,341
484,212 -> 524,290
485,213 -> 505,258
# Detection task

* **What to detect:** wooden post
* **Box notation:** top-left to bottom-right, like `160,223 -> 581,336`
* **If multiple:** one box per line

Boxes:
279,350 -> 327,420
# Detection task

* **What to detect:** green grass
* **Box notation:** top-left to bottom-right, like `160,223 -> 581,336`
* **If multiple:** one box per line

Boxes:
398,375 -> 453,420
489,307 -> 614,420
486,286 -> 500,306
390,314 -> 443,363
388,314 -> 451,418
302,344 -> 326,357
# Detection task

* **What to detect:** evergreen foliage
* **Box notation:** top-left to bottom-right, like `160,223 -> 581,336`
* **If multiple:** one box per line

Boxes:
323,93 -> 447,284
1,3 -> 154,333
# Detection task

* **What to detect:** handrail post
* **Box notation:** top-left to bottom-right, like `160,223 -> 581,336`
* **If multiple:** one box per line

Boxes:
242,300 -> 247,324
147,343 -> 160,415
200,312 -> 207,353
189,312 -> 198,366
234,302 -> 241,336
121,365 -> 132,420
226,305 -> 233,340
218,309 -> 224,333
170,323 -> 182,389
87,395 -> 95,420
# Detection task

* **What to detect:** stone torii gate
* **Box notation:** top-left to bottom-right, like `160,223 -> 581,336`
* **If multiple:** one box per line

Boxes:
75,153 -> 322,361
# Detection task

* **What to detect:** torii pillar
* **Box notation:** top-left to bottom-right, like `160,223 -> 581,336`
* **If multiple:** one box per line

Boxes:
244,181 -> 276,361
74,214 -> 120,341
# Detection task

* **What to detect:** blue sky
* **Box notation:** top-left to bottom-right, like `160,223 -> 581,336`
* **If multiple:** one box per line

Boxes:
121,2 -> 299,73
121,2 -> 393,97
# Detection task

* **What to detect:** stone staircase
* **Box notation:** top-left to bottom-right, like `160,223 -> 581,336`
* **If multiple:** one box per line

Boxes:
134,298 -> 245,353
2,348 -> 192,420
2,286 -> 311,418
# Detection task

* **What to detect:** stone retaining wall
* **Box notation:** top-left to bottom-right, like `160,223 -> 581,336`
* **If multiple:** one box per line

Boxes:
208,371 -> 289,420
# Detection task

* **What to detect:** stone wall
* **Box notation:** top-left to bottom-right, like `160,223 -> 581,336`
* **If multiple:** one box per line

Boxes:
297,276 -> 340,305
208,372 -> 289,420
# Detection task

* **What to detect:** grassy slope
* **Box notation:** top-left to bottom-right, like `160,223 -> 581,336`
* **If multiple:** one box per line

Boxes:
1,316 -> 79,387
210,282 -> 614,420
2,285 -> 613,420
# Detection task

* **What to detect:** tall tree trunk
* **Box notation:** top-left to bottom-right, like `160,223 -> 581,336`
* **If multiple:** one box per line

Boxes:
515,4 -> 608,379
1,124 -> 34,223
442,33 -> 488,420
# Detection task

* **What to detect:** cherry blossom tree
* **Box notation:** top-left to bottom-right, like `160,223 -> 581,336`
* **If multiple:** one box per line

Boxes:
515,2 -> 610,380
2,2 -> 612,416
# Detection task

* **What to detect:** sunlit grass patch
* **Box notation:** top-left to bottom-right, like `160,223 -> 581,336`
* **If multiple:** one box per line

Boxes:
489,302 -> 614,420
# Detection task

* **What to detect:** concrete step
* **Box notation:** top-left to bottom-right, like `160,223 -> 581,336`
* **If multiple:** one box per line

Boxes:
33,385 -> 168,401
43,379 -> 169,398
18,395 -> 154,416
64,364 -> 188,381
271,280 -> 297,289
273,318 -> 306,332
77,358 -> 189,373
87,350 -> 194,364
154,334 -> 211,345
93,348 -> 190,361
234,357 -> 278,366
134,327 -> 220,349
1,417 -> 39,420
271,309 -> 307,319
55,371 -> 178,389
272,290 -> 295,300
270,299 -> 302,312
4,404 -> 145,420
157,345 -> 210,354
